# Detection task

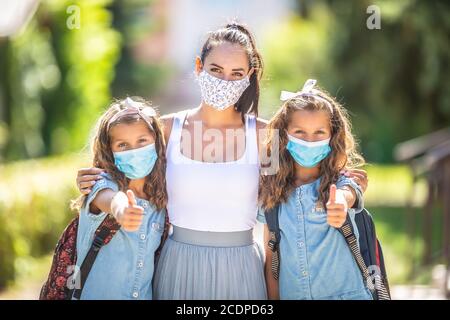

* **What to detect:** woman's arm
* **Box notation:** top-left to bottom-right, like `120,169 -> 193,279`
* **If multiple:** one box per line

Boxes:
76,167 -> 105,194
263,224 -> 280,300
337,185 -> 357,209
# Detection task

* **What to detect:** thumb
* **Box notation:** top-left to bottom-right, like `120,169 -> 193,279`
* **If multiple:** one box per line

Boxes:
126,189 -> 137,207
328,184 -> 337,205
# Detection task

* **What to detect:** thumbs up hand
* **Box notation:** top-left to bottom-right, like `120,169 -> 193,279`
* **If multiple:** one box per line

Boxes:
326,184 -> 348,228
111,190 -> 144,232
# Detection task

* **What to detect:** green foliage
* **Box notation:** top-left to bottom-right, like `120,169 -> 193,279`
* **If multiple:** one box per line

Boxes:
260,5 -> 333,119
43,0 -> 121,154
261,0 -> 450,162
109,0 -> 172,99
0,0 -> 121,162
371,206 -> 444,284
364,164 -> 427,207
328,0 -> 450,162
0,154 -> 87,289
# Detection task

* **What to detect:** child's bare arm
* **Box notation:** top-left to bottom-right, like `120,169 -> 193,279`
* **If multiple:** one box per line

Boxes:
337,185 -> 357,208
263,224 -> 280,300
89,189 -> 116,214
89,189 -> 144,232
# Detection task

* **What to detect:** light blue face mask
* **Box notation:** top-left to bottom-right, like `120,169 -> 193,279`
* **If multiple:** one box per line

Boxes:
286,133 -> 331,168
113,143 -> 158,179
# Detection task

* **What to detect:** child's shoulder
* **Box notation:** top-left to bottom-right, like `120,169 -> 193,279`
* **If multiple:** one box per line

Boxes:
335,173 -> 360,191
93,171 -> 119,192
98,171 -> 113,179
97,171 -> 115,183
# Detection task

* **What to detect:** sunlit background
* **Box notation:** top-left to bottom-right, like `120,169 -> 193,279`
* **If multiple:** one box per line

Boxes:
0,0 -> 449,300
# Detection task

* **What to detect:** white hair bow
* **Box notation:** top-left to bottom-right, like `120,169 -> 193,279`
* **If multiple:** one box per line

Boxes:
107,97 -> 157,130
279,79 -> 333,113
124,97 -> 157,117
280,79 -> 318,101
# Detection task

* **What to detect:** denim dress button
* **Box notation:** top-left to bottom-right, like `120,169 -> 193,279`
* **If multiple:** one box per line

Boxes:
151,222 -> 161,230
132,291 -> 139,298
140,233 -> 146,240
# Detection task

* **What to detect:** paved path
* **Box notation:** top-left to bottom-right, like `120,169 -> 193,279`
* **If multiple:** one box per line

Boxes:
390,285 -> 447,300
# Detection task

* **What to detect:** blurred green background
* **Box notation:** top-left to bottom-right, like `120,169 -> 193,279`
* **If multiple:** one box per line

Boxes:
0,0 -> 449,298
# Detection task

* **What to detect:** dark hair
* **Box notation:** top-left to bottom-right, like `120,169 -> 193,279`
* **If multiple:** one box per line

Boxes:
200,22 -> 264,121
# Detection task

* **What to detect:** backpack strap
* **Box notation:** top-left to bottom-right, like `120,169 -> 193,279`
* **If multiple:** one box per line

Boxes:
70,214 -> 121,300
264,205 -> 281,280
376,238 -> 391,294
338,212 -> 391,300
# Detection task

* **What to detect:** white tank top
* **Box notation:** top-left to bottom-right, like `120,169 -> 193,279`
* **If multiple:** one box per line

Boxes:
166,110 -> 259,232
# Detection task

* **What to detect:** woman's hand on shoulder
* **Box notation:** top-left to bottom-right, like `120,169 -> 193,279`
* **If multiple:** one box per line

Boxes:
76,167 -> 105,194
341,168 -> 368,193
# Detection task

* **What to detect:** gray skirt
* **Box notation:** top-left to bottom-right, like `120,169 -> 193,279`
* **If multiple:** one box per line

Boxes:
153,226 -> 267,300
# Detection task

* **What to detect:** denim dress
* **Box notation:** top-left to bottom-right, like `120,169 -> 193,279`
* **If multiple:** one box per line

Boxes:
258,176 -> 373,300
75,172 -> 166,300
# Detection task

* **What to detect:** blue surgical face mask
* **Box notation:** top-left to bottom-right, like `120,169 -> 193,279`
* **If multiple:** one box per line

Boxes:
286,133 -> 331,168
113,143 -> 158,179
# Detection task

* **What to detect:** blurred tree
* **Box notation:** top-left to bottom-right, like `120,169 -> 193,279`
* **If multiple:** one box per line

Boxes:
0,21 -> 55,161
109,0 -> 171,99
260,3 -> 333,118
42,0 -> 121,156
0,0 -> 121,162
261,0 -> 450,163
327,0 -> 450,162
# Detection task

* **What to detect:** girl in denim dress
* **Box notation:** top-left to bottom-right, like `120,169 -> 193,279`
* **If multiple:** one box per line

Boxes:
258,80 -> 373,300
71,97 -> 167,300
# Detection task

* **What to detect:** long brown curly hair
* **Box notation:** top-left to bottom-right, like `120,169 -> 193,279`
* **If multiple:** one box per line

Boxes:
72,97 -> 167,212
259,88 -> 365,210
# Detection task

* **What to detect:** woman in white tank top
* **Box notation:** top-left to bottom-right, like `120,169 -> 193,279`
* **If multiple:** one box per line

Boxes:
165,109 -> 259,232
75,22 -> 368,300
152,23 -> 269,299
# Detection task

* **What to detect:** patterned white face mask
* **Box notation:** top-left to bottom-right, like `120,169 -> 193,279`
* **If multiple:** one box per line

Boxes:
197,70 -> 250,111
